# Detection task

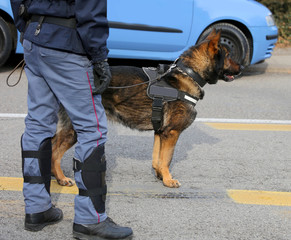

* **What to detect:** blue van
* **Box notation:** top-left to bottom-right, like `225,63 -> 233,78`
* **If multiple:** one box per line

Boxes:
0,0 -> 278,67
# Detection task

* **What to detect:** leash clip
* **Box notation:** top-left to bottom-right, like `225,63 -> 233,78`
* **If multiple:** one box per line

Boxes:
35,16 -> 45,36
34,27 -> 40,36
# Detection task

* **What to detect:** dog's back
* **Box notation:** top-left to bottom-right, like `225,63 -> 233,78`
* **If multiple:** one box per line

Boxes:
102,66 -> 154,130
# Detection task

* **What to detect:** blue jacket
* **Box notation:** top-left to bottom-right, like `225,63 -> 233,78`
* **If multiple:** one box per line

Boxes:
10,0 -> 109,62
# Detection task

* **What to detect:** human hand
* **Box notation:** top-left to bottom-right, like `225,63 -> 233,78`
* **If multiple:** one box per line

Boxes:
93,59 -> 111,95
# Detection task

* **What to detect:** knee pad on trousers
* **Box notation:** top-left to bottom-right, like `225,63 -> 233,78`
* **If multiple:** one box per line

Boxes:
21,137 -> 52,194
73,144 -> 107,213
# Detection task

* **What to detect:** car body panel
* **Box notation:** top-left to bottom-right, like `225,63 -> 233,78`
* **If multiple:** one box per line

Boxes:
0,0 -> 278,65
0,1 -> 12,14
250,25 -> 278,63
107,0 -> 194,58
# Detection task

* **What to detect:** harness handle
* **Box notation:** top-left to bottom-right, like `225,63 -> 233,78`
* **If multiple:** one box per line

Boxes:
108,63 -> 176,90
108,80 -> 154,89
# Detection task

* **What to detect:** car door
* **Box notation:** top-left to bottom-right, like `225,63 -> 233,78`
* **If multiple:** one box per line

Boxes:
107,0 -> 194,59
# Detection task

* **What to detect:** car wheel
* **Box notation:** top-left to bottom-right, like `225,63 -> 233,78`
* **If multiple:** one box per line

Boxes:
0,17 -> 13,67
197,23 -> 250,66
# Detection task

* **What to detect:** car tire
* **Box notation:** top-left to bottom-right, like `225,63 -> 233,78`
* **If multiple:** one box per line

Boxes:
197,23 -> 250,66
0,17 -> 13,67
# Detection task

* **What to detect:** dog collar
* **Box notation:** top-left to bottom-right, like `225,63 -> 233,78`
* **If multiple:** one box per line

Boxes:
175,59 -> 207,88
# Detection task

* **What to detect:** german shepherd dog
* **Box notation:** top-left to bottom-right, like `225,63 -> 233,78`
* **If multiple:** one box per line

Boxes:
51,29 -> 242,188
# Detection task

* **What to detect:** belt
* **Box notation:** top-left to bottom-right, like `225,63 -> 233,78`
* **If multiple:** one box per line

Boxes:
30,15 -> 77,29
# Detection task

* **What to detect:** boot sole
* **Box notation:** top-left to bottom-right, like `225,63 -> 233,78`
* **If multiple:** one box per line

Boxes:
73,231 -> 133,240
25,214 -> 63,232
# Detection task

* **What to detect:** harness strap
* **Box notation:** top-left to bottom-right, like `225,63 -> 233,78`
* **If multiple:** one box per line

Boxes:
177,91 -> 198,105
152,98 -> 164,132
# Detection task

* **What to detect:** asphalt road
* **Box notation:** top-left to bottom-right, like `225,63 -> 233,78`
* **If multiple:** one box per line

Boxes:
0,53 -> 291,240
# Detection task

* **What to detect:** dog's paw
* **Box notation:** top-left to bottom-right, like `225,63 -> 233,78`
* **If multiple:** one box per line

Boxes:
163,179 -> 181,188
57,177 -> 75,187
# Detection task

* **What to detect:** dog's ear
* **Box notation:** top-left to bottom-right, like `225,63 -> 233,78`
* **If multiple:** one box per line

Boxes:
206,28 -> 217,41
216,29 -> 222,40
208,29 -> 221,55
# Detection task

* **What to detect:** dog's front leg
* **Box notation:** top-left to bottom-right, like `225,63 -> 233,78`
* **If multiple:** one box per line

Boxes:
152,133 -> 162,179
157,130 -> 181,188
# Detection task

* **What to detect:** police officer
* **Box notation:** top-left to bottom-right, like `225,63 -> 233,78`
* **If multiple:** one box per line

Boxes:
10,0 -> 133,239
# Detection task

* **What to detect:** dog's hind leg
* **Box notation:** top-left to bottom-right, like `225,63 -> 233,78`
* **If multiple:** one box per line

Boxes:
156,130 -> 181,188
51,128 -> 77,186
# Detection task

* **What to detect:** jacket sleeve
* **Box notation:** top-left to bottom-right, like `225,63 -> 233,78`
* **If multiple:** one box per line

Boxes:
75,0 -> 109,63
10,0 -> 27,32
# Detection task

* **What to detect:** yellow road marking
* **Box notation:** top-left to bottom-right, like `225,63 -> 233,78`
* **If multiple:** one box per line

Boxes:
2,177 -> 291,206
205,122 -> 291,131
0,177 -> 78,194
228,189 -> 291,206
0,177 -> 131,196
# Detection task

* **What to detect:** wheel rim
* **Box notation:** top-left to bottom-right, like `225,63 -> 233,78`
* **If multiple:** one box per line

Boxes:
220,35 -> 245,64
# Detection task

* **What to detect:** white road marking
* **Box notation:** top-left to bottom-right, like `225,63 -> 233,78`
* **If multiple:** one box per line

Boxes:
195,118 -> 291,124
0,113 -> 27,118
1,113 -> 291,125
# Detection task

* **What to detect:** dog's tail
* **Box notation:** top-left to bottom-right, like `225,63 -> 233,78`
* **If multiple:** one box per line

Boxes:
57,104 -> 72,131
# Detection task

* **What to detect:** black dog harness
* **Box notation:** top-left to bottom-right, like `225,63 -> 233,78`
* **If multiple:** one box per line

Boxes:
143,60 -> 206,132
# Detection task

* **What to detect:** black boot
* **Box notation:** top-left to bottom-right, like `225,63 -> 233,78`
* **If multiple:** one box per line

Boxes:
73,217 -> 133,239
25,206 -> 63,232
